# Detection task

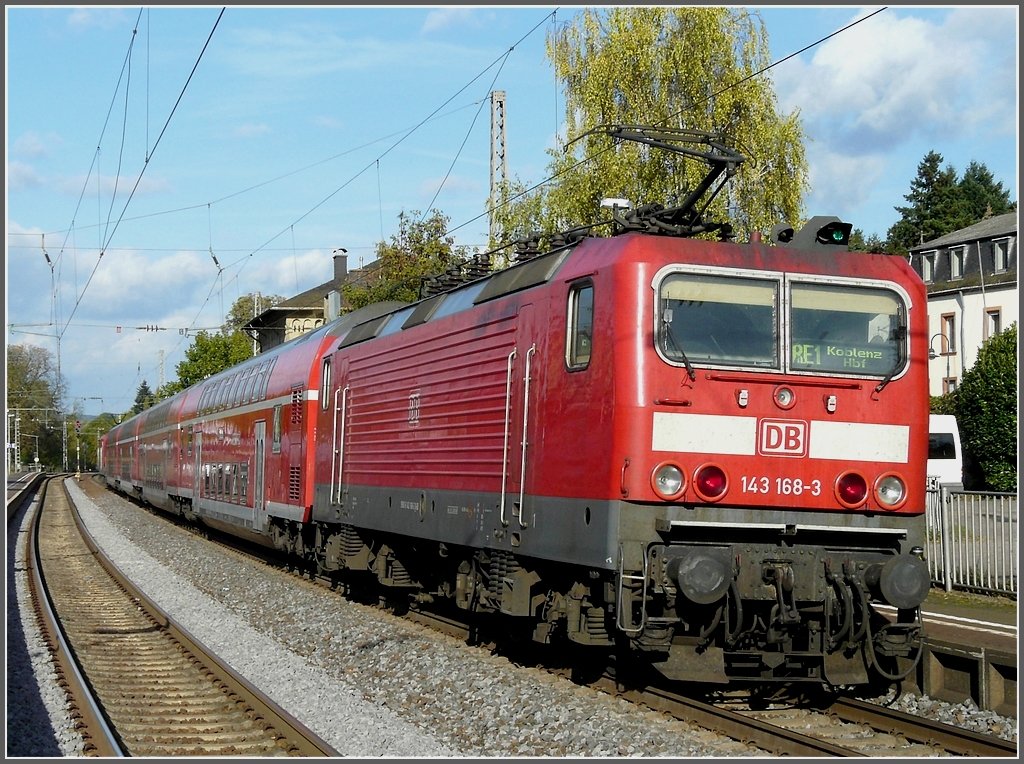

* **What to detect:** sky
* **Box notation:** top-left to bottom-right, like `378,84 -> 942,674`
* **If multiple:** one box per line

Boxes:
5,4 -> 1019,418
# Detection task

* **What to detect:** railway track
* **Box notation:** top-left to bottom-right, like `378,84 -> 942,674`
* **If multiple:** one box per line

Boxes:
71,477 -> 1017,758
622,683 -> 1018,757
26,476 -> 338,757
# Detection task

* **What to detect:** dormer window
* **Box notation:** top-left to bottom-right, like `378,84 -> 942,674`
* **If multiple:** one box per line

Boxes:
920,252 -> 935,283
948,246 -> 965,280
993,238 -> 1009,273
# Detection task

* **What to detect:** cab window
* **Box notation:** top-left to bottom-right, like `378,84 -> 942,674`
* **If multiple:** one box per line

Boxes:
566,283 -> 594,369
657,273 -> 779,368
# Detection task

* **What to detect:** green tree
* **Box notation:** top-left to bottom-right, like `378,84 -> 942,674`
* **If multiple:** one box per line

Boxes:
80,412 -> 118,470
343,210 -> 472,309
957,161 -> 1016,222
131,380 -> 155,415
153,293 -> 266,403
887,151 -> 981,254
223,292 -> 285,333
949,323 -> 1017,491
6,344 -> 65,469
169,330 -> 253,390
492,7 -> 807,245
848,229 -> 889,254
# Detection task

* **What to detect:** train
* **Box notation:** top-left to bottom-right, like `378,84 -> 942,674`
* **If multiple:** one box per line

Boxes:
99,128 -> 931,688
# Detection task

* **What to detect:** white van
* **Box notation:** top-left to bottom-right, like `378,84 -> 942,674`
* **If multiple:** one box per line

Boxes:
927,414 -> 964,491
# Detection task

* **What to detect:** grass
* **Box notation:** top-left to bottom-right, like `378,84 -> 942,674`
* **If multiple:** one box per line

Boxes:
925,586 -> 1017,613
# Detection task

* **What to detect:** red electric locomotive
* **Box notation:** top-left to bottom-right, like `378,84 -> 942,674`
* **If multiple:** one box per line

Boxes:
101,128 -> 930,687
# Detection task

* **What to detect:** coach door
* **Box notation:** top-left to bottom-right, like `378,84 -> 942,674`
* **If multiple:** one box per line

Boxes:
501,304 -> 538,531
193,431 -> 202,508
254,421 -> 267,531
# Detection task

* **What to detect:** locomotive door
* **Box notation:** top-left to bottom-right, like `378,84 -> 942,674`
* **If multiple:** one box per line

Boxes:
501,304 -> 538,530
253,420 -> 267,530
329,356 -> 350,509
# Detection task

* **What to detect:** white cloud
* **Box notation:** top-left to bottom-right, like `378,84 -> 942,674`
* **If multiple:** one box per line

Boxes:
7,161 -> 44,191
66,8 -> 129,30
773,8 -> 1018,154
234,123 -> 272,138
241,248 -> 334,296
421,8 -> 478,34
803,147 -> 887,219
313,115 -> 346,130
13,131 -> 62,158
72,248 -> 209,318
224,23 -> 477,81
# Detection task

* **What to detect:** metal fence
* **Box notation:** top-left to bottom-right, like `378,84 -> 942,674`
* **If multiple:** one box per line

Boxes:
924,480 -> 1018,597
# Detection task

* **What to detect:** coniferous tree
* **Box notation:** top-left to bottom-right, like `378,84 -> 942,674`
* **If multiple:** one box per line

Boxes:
131,380 -> 155,415
887,151 -> 968,253
887,152 -> 1016,253
958,161 -> 1016,221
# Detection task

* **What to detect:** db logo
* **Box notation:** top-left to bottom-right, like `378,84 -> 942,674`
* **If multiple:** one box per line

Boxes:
758,419 -> 808,457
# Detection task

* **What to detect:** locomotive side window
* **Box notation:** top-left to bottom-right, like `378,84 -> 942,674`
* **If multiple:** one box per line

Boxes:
320,357 -> 331,410
566,283 -> 594,369
789,283 -> 903,376
657,274 -> 778,368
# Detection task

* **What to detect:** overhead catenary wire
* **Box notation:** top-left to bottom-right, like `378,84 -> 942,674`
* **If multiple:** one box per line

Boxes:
24,7 -> 890,410
224,9 -> 559,283
446,7 -> 890,240
61,7 -> 226,338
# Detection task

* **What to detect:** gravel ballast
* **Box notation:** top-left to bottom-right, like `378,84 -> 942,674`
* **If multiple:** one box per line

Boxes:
7,477 -> 1017,757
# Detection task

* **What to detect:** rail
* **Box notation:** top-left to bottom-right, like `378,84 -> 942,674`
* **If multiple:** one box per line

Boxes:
924,482 -> 1018,597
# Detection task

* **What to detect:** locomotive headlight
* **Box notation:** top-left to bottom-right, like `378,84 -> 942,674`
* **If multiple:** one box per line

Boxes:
651,463 -> 685,500
834,471 -> 868,508
693,463 -> 728,501
874,473 -> 908,509
773,385 -> 796,409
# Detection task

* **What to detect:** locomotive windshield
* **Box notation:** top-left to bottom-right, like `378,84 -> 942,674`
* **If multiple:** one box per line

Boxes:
789,282 -> 903,375
658,273 -> 779,368
655,270 -> 907,379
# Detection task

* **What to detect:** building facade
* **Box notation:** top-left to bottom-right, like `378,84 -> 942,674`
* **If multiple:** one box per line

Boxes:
907,213 -> 1017,397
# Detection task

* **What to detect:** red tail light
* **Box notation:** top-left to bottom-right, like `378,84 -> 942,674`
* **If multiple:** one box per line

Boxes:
693,463 -> 728,501
835,471 -> 868,508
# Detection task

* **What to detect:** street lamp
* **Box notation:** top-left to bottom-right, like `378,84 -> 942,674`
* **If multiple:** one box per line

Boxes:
928,332 -> 952,392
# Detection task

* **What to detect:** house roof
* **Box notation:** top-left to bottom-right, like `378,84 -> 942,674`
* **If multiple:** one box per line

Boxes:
244,260 -> 384,330
910,212 -> 1017,252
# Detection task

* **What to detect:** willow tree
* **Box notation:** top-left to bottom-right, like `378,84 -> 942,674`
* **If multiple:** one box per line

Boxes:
492,7 -> 807,244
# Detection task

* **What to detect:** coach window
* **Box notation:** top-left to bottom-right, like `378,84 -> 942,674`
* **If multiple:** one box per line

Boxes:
272,405 -> 282,453
240,462 -> 249,501
259,358 -> 276,400
321,357 -> 331,410
566,282 -> 594,369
